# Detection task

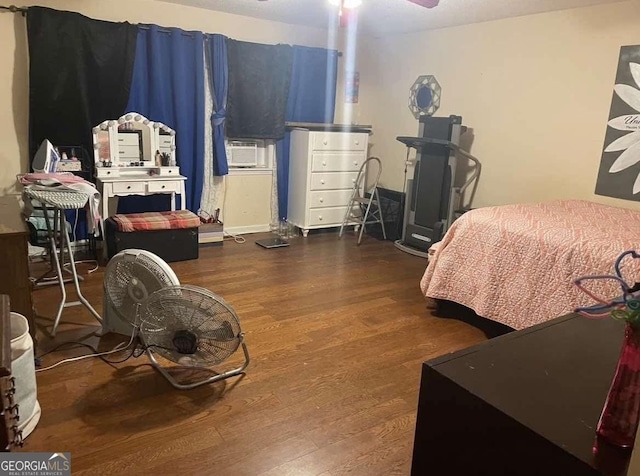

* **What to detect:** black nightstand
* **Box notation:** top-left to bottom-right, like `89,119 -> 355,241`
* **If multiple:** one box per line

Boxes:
411,314 -> 632,476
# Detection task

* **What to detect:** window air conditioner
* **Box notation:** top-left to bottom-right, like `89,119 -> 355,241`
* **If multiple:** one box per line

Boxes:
226,141 -> 259,167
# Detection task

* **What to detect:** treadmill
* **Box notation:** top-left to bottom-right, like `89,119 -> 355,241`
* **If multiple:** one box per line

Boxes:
395,115 -> 480,257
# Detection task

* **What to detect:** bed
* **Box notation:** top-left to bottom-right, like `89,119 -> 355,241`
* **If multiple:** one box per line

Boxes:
420,200 -> 640,330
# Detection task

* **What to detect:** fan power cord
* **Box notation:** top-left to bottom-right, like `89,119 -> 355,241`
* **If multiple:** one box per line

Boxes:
103,339 -> 148,364
224,231 -> 246,244
36,328 -> 138,372
219,176 -> 245,244
64,259 -> 99,274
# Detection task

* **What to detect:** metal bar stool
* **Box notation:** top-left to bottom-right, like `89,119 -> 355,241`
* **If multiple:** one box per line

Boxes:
23,188 -> 102,336
339,156 -> 387,245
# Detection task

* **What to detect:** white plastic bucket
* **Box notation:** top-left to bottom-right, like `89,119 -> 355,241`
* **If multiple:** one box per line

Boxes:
9,312 -> 41,439
10,312 -> 31,359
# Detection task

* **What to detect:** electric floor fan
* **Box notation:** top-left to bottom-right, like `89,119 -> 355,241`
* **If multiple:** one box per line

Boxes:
103,249 -> 250,389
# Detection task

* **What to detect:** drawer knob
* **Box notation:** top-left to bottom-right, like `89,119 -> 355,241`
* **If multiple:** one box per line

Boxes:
352,179 -> 356,183
161,185 -> 166,189
355,140 -> 359,145
319,198 -> 324,203
106,171 -> 111,175
354,162 -> 358,166
321,180 -> 325,185
127,186 -> 131,190
322,161 -> 326,166
323,140 -> 328,145
318,216 -> 323,221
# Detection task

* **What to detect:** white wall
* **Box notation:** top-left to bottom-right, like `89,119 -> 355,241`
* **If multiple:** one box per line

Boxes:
0,0 -> 338,228
361,1 -> 640,210
224,173 -> 273,233
333,18 -> 377,129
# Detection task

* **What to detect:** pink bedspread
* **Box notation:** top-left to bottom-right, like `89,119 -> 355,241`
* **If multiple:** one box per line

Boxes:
420,200 -> 640,330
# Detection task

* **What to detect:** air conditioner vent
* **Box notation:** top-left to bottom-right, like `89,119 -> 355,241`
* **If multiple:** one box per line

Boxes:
226,141 -> 259,167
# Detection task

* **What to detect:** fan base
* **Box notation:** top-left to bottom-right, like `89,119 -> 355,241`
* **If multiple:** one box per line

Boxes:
146,340 -> 250,390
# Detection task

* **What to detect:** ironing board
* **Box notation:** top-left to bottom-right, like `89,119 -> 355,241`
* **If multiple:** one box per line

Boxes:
23,188 -> 102,336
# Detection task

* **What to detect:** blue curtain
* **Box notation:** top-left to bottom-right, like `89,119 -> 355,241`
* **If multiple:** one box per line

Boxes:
206,34 -> 229,176
121,25 -> 205,212
277,46 -> 339,219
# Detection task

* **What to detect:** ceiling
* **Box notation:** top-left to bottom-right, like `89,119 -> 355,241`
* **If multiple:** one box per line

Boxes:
156,0 -> 625,37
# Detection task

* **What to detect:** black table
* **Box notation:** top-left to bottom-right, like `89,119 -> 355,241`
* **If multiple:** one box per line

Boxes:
411,314 -> 633,476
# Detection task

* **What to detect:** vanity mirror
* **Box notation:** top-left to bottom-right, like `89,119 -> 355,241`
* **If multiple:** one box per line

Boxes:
92,112 -> 178,178
92,112 -> 187,227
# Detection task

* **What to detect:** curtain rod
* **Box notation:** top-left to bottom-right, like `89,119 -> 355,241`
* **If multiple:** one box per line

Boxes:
3,7 -> 343,56
139,25 -> 343,56
138,25 -> 196,37
0,4 -> 27,15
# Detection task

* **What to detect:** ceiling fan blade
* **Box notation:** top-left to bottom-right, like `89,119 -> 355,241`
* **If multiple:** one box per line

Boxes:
407,0 -> 440,8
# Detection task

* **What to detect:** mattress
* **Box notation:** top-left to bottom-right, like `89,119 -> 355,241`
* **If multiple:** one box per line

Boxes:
420,200 -> 640,330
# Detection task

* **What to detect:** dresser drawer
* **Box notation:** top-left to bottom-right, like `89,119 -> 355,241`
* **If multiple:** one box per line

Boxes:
113,182 -> 146,194
148,181 -> 180,193
96,168 -> 120,178
117,133 -> 141,147
310,190 -> 355,209
117,145 -> 141,159
157,166 -> 180,176
312,153 -> 363,172
309,206 -> 350,226
310,172 -> 359,191
312,132 -> 367,151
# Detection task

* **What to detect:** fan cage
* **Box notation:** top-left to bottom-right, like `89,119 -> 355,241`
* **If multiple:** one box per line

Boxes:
104,250 -> 179,325
140,285 -> 243,367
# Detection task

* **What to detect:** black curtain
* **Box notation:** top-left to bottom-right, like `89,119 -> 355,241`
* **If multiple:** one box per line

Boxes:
27,7 -> 138,175
226,40 -> 293,140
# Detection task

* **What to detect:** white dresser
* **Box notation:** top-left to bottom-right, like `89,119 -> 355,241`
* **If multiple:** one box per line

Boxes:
288,128 -> 369,237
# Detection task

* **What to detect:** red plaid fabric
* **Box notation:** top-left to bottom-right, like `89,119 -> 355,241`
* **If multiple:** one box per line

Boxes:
111,210 -> 200,233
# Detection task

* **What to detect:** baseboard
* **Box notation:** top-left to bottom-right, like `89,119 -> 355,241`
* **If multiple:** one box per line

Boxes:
224,224 -> 270,235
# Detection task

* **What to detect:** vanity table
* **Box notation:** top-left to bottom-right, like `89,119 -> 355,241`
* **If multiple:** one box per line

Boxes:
92,112 -> 186,228
97,174 -> 186,226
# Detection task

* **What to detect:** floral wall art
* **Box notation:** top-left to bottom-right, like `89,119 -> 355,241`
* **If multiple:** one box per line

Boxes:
596,46 -> 640,201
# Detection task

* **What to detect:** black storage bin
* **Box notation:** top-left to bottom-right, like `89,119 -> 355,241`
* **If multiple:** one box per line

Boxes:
367,188 -> 405,241
106,218 -> 199,263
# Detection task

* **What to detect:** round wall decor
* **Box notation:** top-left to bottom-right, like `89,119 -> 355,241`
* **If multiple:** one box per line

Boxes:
409,75 -> 441,119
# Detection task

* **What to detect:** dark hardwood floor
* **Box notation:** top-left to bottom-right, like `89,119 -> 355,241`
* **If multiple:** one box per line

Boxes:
20,231 -> 487,475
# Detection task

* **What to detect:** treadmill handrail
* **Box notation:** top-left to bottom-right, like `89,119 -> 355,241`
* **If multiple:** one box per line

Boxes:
397,135 -> 480,198
457,149 -> 481,196
396,136 -> 460,151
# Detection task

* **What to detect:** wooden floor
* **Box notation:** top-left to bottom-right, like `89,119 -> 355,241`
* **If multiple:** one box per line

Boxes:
20,232 -> 486,475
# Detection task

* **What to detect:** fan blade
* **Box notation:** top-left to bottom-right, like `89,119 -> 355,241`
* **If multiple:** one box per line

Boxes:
407,0 -> 440,8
